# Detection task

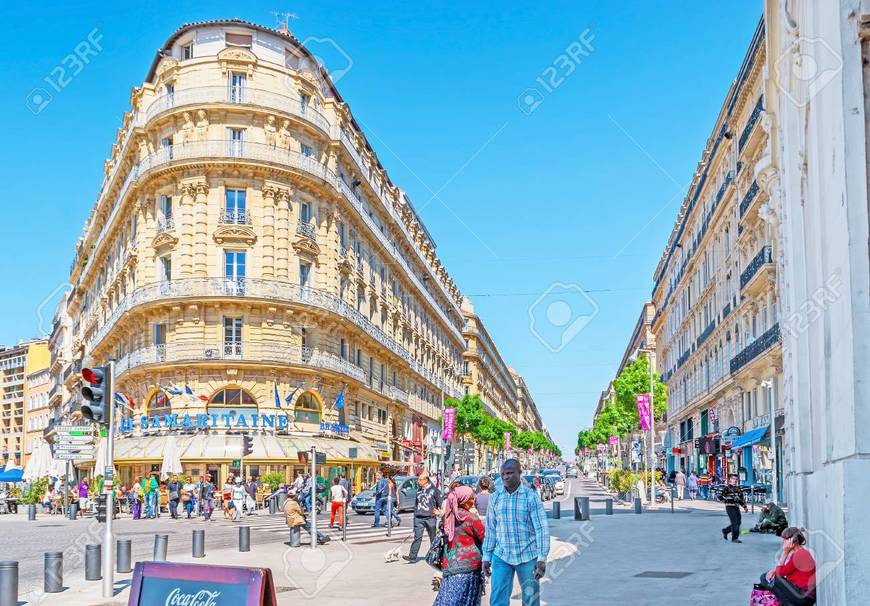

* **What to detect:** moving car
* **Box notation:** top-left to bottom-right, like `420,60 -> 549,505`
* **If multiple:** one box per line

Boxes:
554,479 -> 566,495
350,475 -> 419,515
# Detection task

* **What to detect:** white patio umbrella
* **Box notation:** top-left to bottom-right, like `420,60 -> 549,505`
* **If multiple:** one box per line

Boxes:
21,445 -> 40,482
49,450 -> 67,478
93,436 -> 115,478
160,435 -> 183,480
34,442 -> 54,479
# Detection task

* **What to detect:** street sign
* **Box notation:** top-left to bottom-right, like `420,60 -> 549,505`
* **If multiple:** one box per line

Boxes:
57,429 -> 91,437
55,446 -> 94,454
56,453 -> 92,461
105,468 -> 114,481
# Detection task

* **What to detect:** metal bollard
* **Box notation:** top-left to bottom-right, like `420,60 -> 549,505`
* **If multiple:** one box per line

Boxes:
68,502 -> 78,521
269,497 -> 277,515
573,497 -> 583,520
289,526 -> 301,548
605,498 -> 613,515
116,539 -> 132,573
671,488 -> 676,514
28,504 -> 36,521
0,561 -> 18,606
634,497 -> 642,514
239,526 -> 250,552
552,501 -> 560,519
44,552 -> 63,593
85,544 -> 102,580
579,496 -> 590,521
192,530 -> 205,558
277,492 -> 287,510
153,534 -> 168,562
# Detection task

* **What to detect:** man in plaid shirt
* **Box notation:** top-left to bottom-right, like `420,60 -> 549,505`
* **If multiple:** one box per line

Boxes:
483,459 -> 550,606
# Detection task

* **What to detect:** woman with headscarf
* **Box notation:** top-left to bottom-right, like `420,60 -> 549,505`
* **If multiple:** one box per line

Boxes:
433,485 -> 486,606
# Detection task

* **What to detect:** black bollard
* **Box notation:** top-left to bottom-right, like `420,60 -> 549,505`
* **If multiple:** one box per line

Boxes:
269,496 -> 277,515
44,552 -> 63,593
573,497 -> 582,521
0,561 -> 17,606
68,502 -> 78,521
28,504 -> 36,521
116,539 -> 132,573
671,488 -> 676,514
579,496 -> 590,521
239,526 -> 250,552
605,498 -> 613,515
289,526 -> 301,547
634,497 -> 642,514
153,534 -> 168,562
552,501 -> 561,519
85,544 -> 101,580
192,530 -> 205,558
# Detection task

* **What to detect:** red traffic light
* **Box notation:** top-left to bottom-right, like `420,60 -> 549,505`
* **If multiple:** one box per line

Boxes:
82,367 -> 103,384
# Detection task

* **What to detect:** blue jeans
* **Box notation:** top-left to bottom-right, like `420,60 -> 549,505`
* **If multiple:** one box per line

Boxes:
373,496 -> 387,526
145,493 -> 157,518
490,555 -> 540,606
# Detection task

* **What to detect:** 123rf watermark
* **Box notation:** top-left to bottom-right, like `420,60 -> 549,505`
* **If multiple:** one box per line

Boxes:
518,29 -> 595,115
25,28 -> 103,115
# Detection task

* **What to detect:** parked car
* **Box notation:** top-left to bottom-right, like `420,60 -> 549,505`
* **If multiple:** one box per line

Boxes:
566,468 -> 578,478
454,475 -> 483,489
540,475 -> 557,500
350,476 -> 418,515
554,479 -> 566,495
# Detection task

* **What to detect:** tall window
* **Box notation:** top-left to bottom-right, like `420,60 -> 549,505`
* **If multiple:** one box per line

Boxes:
224,189 -> 247,223
224,251 -> 246,294
299,263 -> 311,288
294,392 -> 321,424
300,201 -> 311,224
147,389 -> 172,417
159,195 -> 173,229
227,128 -> 244,157
300,93 -> 310,115
162,136 -> 173,161
338,222 -> 346,249
301,144 -> 313,158
153,323 -> 166,346
159,255 -> 172,281
228,72 -> 246,103
181,42 -> 194,60
165,83 -> 175,106
340,338 -> 347,360
223,317 -> 243,358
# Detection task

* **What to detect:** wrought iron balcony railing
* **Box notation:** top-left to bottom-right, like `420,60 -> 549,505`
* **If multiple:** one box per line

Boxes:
739,181 -> 760,218
220,209 -> 251,225
738,97 -> 763,151
296,221 -> 317,240
156,216 -> 174,232
729,323 -> 781,375
740,245 -> 773,289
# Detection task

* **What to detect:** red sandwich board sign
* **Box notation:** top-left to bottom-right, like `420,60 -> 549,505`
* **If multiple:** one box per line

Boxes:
128,561 -> 278,605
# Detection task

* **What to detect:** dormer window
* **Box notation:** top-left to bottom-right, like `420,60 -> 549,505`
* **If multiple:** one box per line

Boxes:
181,42 -> 194,60
226,32 -> 252,48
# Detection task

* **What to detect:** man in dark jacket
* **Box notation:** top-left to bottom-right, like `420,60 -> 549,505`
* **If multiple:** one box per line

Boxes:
404,471 -> 442,562
751,502 -> 788,535
719,474 -> 749,542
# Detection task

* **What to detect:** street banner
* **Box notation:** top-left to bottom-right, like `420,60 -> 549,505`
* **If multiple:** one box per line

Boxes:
636,393 -> 652,432
596,444 -> 606,453
504,431 -> 511,452
608,436 -> 619,446
442,407 -> 456,442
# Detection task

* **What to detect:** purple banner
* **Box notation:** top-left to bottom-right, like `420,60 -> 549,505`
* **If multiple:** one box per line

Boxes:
608,436 -> 619,446
504,431 -> 511,452
636,393 -> 652,432
442,407 -> 456,441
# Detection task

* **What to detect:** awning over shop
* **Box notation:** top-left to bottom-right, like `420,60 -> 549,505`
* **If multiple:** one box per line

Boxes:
0,468 -> 23,482
728,426 -> 769,450
111,433 -> 380,463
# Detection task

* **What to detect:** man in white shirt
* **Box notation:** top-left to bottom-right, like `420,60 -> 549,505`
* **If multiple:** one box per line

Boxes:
328,477 -> 347,529
231,477 -> 246,522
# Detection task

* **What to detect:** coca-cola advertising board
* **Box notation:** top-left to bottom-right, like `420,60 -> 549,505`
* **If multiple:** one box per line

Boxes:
128,561 -> 278,605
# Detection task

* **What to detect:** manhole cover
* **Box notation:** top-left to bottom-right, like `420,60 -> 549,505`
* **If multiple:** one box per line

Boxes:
634,571 -> 693,579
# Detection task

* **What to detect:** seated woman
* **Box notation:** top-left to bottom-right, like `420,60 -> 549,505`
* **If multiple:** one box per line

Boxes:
759,527 -> 816,606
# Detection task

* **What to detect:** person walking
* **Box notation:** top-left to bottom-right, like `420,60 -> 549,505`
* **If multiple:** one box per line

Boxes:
483,459 -> 550,606
130,476 -> 142,520
719,474 -> 749,542
200,474 -> 215,521
244,477 -> 258,516
329,477 -> 347,529
372,471 -> 389,528
231,477 -> 246,522
388,476 -> 401,527
167,476 -> 181,519
675,469 -> 687,500
475,477 -> 493,517
143,474 -> 158,519
687,472 -> 699,500
698,472 -> 710,499
76,479 -> 89,517
181,480 -> 196,519
447,463 -> 462,487
403,470 -> 442,562
758,527 -> 816,605
433,485 -> 486,606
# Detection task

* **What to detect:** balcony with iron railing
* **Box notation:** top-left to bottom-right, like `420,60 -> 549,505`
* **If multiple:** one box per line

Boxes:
156,216 -> 175,232
721,301 -> 732,320
740,245 -> 773,291
696,320 -> 717,349
220,209 -> 251,225
85,277 -> 461,398
295,221 -> 317,240
739,181 -> 760,218
738,97 -> 764,151
729,323 -> 781,375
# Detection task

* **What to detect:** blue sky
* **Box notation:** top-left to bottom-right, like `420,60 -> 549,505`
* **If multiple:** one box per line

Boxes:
1,2 -> 762,456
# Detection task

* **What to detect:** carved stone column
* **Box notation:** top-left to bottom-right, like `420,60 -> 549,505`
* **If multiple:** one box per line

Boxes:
261,184 -> 278,279
194,181 -> 210,277
178,182 -> 197,277
275,188 -> 292,281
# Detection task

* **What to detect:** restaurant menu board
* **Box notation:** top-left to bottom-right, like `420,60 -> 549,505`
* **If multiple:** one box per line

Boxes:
128,561 -> 278,606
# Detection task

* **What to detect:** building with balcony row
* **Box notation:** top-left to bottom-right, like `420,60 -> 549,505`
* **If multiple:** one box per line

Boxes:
58,20 -> 545,489
650,19 -> 784,498
1,339 -> 49,468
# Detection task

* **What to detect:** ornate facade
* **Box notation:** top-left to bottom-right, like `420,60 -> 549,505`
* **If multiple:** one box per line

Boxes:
64,20 -> 470,486
651,20 -> 784,493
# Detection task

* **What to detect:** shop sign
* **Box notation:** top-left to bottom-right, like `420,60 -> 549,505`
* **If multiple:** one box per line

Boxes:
442,408 -> 456,442
608,436 -> 619,446
120,412 -> 304,433
128,561 -> 277,605
319,422 -> 349,436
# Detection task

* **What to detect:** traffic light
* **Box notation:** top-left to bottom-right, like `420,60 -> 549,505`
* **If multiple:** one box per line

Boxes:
81,366 -> 112,426
242,434 -> 254,457
95,493 -> 107,523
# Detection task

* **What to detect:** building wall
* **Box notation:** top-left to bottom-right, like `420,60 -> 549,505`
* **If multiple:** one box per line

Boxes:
762,1 -> 870,602
23,367 -> 51,460
0,344 -> 27,466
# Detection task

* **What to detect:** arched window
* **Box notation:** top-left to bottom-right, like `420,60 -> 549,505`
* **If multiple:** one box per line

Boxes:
147,389 -> 172,417
294,391 -> 321,424
209,387 -> 257,407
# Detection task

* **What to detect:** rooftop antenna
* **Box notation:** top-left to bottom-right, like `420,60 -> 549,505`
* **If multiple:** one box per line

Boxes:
271,11 -> 298,34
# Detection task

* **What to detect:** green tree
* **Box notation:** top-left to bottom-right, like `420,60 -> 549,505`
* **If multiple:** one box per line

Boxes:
611,354 -> 668,429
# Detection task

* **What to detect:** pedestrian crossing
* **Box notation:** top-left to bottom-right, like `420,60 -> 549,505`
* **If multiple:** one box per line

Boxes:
221,512 -> 415,543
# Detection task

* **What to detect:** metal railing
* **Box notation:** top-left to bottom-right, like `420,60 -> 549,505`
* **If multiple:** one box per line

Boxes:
738,97 -> 763,151
740,245 -> 773,289
85,277 -> 460,397
156,216 -> 175,232
296,221 -> 317,240
739,181 -> 760,218
115,341 -> 366,383
729,323 -> 781,375
696,320 -> 716,349
220,209 -> 251,225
